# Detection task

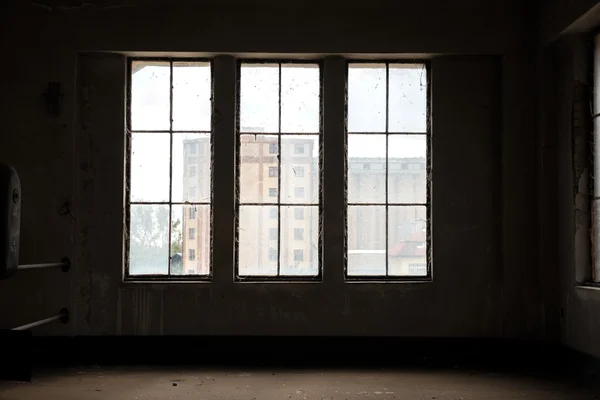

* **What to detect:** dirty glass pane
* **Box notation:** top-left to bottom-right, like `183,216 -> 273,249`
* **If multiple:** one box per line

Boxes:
240,64 -> 279,133
280,135 -> 319,204
131,61 -> 170,131
388,64 -> 428,133
388,206 -> 427,276
388,135 -> 427,204
279,206 -> 318,276
172,62 -> 211,131
238,206 -> 278,276
172,204 -> 210,276
281,64 -> 320,133
347,64 -> 386,133
130,132 -> 170,202
347,206 -> 386,276
239,134 -> 279,204
347,134 -> 386,204
172,133 -> 211,203
129,204 -> 170,275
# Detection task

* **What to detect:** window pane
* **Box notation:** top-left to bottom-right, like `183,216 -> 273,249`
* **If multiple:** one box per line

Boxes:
172,204 -> 210,276
280,206 -> 318,276
281,64 -> 320,133
388,206 -> 427,276
173,62 -> 211,131
130,132 -> 170,202
131,61 -> 170,131
239,134 -> 279,204
280,135 -> 319,204
129,204 -> 170,275
347,206 -> 386,276
238,206 -> 278,276
240,64 -> 279,133
172,133 -> 211,203
388,64 -> 428,132
347,134 -> 386,204
388,135 -> 427,204
347,64 -> 386,132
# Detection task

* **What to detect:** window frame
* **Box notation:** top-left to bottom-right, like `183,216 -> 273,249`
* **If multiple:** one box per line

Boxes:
343,59 -> 432,282
124,57 -> 214,282
234,58 -> 324,282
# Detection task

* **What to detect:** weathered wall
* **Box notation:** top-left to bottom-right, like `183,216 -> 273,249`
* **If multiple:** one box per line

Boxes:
0,0 -> 542,338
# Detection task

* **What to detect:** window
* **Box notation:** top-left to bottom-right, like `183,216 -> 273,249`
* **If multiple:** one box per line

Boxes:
269,228 -> 278,240
188,269 -> 196,275
126,59 -> 212,278
189,228 -> 196,240
294,249 -> 304,262
269,207 -> 278,219
268,166 -> 278,177
237,61 -> 321,279
294,228 -> 304,240
346,62 -> 429,280
294,208 -> 304,220
294,187 -> 304,198
293,166 -> 304,177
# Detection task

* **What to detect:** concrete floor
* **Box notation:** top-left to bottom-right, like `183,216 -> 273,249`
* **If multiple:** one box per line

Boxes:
0,367 -> 597,399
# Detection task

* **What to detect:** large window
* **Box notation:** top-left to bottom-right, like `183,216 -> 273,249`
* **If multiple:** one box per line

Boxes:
126,59 -> 212,279
346,62 -> 430,279
236,62 -> 321,280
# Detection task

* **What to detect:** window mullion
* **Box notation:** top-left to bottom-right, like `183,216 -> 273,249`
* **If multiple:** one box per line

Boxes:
322,56 -> 347,287
212,55 -> 237,285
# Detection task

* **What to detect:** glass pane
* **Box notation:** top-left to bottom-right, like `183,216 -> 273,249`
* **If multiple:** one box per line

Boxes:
280,135 -> 319,204
347,134 -> 386,204
239,135 -> 279,204
388,135 -> 427,204
240,64 -> 279,133
172,204 -> 210,276
347,206 -> 386,276
347,64 -> 386,132
173,62 -> 211,131
238,206 -> 278,276
130,132 -> 170,202
388,64 -> 428,132
388,206 -> 427,276
128,204 -> 170,275
172,133 -> 211,203
280,206 -> 318,276
281,64 -> 320,133
131,61 -> 170,131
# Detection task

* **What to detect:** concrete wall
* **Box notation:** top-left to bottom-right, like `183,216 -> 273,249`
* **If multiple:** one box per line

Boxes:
0,1 -> 542,338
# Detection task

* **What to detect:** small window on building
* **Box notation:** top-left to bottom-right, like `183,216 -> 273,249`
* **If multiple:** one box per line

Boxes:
294,249 -> 304,262
269,143 -> 278,154
294,144 -> 305,154
269,228 -> 278,240
268,248 -> 277,261
269,207 -> 278,219
294,208 -> 304,220
188,249 -> 196,261
294,228 -> 304,240
189,143 -> 197,155
189,228 -> 196,240
269,167 -> 278,177
293,166 -> 305,177
189,207 -> 196,219
295,187 -> 304,198
188,269 -> 196,275
268,188 -> 278,197
189,166 -> 197,177
189,186 -> 196,201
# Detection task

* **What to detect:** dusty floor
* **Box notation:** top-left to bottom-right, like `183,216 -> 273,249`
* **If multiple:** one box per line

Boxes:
0,367 -> 597,399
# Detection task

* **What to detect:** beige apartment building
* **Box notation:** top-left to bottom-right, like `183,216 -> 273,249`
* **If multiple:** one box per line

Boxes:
181,135 -> 427,277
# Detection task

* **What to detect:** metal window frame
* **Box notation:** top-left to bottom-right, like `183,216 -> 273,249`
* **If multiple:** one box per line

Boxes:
234,59 -> 324,282
343,59 -> 432,282
124,57 -> 214,282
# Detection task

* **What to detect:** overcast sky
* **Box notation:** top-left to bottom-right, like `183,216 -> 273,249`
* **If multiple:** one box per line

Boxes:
130,61 -> 428,205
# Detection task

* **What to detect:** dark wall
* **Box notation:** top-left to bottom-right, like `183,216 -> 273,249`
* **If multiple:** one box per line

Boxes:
0,1 -> 543,339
